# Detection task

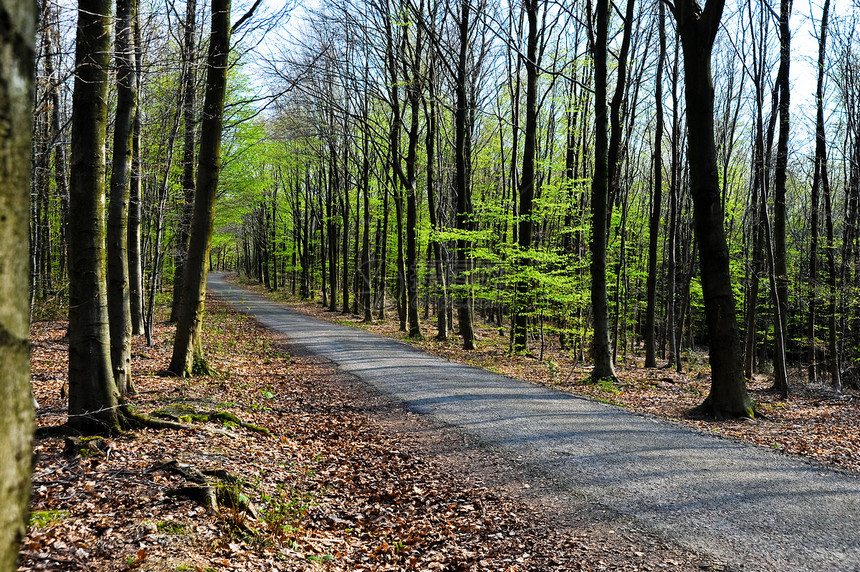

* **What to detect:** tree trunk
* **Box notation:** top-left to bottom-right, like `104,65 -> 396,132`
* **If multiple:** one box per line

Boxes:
425,69 -> 447,340
589,0 -> 616,379
513,0 -> 539,353
107,0 -> 138,394
68,0 -> 123,432
128,11 -> 145,336
454,0 -> 475,350
169,0 -> 232,377
327,162 -> 338,312
808,1 -> 829,385
404,94 -> 422,337
771,0 -> 792,396
811,0 -> 840,391
666,35 -> 681,368
644,0 -> 666,368
377,187 -> 389,319
341,162 -> 350,314
0,0 -> 36,563
674,0 -> 753,418
171,0 -> 199,322
360,103 -> 372,322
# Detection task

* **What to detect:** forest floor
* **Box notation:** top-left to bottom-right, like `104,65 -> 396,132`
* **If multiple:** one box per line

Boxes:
236,278 -> 860,476
22,296 -> 707,571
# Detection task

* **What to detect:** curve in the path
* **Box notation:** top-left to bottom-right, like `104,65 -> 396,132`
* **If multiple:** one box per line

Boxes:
207,273 -> 860,571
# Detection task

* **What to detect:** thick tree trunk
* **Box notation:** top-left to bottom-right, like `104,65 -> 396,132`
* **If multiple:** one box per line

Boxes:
107,0 -> 138,394
169,0 -> 231,377
0,0 -> 36,564
589,0 -> 616,379
68,0 -> 124,432
675,0 -> 753,418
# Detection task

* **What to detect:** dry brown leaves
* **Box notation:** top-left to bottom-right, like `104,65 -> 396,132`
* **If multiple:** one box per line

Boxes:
23,297 -> 704,571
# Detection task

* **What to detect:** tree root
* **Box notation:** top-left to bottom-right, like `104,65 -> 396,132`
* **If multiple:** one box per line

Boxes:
151,403 -> 271,435
34,403 -> 193,439
689,397 -> 762,421
120,404 -> 192,431
156,459 -> 260,520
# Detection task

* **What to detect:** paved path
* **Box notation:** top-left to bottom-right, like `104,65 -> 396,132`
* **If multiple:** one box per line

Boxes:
208,273 -> 860,571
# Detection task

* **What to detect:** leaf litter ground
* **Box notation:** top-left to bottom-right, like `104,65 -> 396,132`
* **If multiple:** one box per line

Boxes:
24,297 -> 706,571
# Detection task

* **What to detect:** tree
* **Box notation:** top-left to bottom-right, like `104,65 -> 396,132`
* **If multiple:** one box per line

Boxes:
810,0 -> 840,391
453,0 -> 476,350
128,9 -> 145,336
644,0 -> 666,368
67,0 -> 124,432
171,0 -> 200,323
588,0 -> 616,379
0,0 -> 36,564
384,0 -> 424,338
513,0 -> 540,353
770,0 -> 791,396
671,0 -> 753,418
169,0 -> 234,376
107,0 -> 139,394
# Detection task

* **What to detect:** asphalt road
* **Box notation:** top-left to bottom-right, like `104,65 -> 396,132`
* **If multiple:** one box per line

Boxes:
208,272 -> 860,571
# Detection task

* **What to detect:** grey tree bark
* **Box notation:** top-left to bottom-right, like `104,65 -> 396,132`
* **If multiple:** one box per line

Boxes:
68,0 -> 123,432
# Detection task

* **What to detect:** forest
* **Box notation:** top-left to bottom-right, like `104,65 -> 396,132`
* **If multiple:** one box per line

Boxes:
11,1 -> 859,417
19,0 -> 860,415
2,0 -> 860,567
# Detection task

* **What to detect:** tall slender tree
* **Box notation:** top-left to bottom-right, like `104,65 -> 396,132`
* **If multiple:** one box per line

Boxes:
128,10 -> 145,336
454,0 -> 476,350
588,0 -> 616,379
513,0 -> 539,353
644,0 -> 666,368
771,0 -> 792,396
171,0 -> 199,322
811,0 -> 840,391
107,0 -> 138,394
